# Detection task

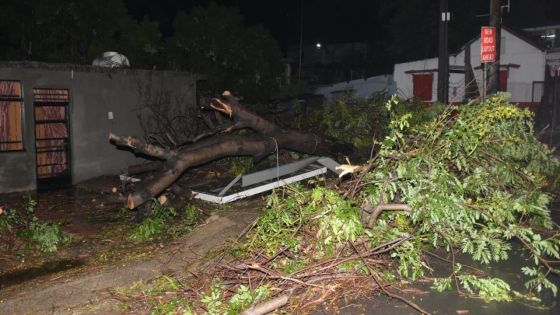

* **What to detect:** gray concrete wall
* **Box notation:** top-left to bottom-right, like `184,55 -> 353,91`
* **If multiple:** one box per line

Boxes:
314,74 -> 396,105
0,62 -> 200,193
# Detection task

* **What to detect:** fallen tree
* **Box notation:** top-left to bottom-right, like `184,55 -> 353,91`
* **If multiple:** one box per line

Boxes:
112,94 -> 560,314
110,91 -> 348,214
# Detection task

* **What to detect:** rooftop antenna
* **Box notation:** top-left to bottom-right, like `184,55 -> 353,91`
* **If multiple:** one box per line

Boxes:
476,0 -> 511,19
501,0 -> 511,22
501,0 -> 511,14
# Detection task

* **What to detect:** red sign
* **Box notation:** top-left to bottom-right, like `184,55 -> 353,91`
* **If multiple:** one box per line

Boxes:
481,26 -> 496,63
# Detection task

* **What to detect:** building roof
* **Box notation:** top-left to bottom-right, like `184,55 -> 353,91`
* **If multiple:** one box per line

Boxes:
0,61 -> 202,78
452,25 -> 545,57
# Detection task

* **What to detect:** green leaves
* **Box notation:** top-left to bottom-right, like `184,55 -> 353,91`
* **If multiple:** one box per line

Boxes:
460,229 -> 511,264
228,285 -> 271,314
232,94 -> 559,309
522,267 -> 558,296
459,275 -> 513,302
129,201 -> 199,242
197,281 -> 272,315
393,239 -> 427,280
433,272 -> 518,302
294,92 -> 391,152
316,200 -> 363,246
1,196 -> 70,253
22,221 -> 70,253
363,94 -> 560,295
247,186 -> 365,255
129,217 -> 166,243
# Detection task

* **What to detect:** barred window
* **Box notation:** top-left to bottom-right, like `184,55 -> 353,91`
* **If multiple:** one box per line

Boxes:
0,80 -> 24,152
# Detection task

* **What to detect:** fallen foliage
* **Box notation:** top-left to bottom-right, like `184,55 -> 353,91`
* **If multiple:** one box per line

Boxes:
129,202 -> 201,243
293,92 -> 390,154
0,196 -> 70,253
113,94 -> 560,314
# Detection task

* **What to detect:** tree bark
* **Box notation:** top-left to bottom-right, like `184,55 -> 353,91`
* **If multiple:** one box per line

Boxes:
127,162 -> 162,176
241,295 -> 289,315
110,91 -> 347,211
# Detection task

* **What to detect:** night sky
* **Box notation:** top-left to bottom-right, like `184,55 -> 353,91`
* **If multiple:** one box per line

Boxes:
126,0 -> 560,55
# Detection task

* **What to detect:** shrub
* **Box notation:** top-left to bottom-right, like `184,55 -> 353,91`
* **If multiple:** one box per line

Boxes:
295,92 -> 390,150
1,196 -> 70,253
129,201 -> 200,242
129,217 -> 166,242
22,220 -> 70,253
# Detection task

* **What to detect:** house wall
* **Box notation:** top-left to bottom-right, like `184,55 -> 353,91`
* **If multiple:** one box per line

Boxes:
393,57 -> 437,101
467,29 -> 546,103
393,29 -> 546,104
0,63 -> 199,193
392,58 -> 465,102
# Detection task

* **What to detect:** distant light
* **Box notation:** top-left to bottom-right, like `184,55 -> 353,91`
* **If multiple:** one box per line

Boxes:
316,42 -> 322,49
541,34 -> 556,39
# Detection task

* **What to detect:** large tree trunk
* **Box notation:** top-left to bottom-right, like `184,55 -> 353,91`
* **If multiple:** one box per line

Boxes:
110,91 -> 347,211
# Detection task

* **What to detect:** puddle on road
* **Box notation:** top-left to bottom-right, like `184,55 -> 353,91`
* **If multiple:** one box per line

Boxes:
316,246 -> 560,315
316,206 -> 560,315
0,259 -> 86,290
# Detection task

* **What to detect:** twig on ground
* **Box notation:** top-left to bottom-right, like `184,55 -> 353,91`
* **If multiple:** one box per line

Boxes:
241,294 -> 289,315
349,241 -> 431,315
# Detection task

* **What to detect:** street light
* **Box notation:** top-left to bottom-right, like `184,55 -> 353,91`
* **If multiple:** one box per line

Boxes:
316,42 -> 322,49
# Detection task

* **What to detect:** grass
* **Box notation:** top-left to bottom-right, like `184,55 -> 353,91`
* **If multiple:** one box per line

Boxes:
128,202 -> 202,243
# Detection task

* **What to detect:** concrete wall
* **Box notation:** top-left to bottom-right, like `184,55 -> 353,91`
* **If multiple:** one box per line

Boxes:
314,74 -> 396,104
0,62 -> 199,193
393,28 -> 546,103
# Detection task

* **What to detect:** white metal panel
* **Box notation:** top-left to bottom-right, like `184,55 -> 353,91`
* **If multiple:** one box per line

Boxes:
241,157 -> 319,187
218,174 -> 242,196
192,167 -> 327,204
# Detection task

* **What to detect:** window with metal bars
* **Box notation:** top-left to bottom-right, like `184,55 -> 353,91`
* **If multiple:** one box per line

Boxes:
33,88 -> 70,180
0,80 -> 24,152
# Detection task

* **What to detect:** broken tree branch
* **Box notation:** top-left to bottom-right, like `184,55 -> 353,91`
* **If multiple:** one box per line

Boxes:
109,133 -> 175,160
127,162 -> 162,176
112,91 -> 349,210
241,294 -> 289,315
126,135 -> 276,209
362,203 -> 413,228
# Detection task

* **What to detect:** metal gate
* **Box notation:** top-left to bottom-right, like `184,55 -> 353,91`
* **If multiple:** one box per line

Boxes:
535,72 -> 560,146
33,88 -> 71,190
532,81 -> 545,105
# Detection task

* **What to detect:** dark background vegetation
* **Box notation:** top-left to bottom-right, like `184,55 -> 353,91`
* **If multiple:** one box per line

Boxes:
1,0 -> 559,101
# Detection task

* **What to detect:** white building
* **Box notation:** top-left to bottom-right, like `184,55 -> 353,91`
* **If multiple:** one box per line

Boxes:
393,26 -> 547,109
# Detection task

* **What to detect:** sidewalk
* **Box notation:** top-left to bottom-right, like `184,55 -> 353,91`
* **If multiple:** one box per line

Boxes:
0,204 -> 261,315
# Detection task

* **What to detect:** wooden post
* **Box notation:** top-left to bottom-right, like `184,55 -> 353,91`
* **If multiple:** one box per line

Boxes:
487,0 -> 501,95
437,0 -> 450,104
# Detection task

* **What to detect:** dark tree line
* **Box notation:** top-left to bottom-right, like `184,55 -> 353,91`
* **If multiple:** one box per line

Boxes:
2,0 -> 558,101
0,0 -> 161,66
0,0 -> 285,103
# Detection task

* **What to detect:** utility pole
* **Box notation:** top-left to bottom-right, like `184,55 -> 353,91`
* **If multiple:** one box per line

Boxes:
437,0 -> 450,104
487,0 -> 501,95
297,0 -> 304,81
